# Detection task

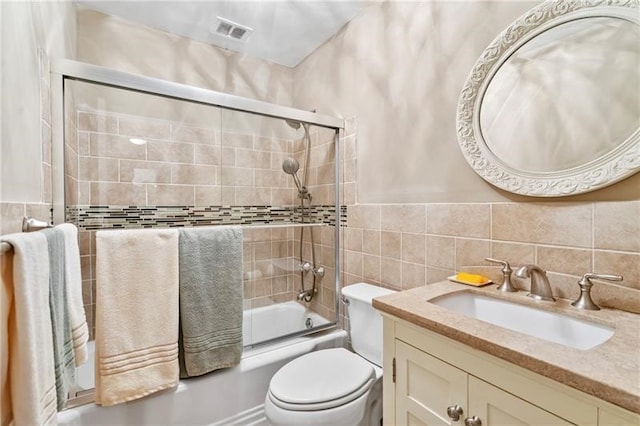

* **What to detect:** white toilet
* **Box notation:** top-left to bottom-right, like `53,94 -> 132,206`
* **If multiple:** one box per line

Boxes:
264,283 -> 395,426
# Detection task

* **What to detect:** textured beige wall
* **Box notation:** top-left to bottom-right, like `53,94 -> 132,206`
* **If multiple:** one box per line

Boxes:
293,0 -> 640,203
77,8 -> 294,108
0,1 -> 76,205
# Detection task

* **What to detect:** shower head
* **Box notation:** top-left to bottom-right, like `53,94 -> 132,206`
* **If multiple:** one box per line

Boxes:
282,157 -> 304,193
282,157 -> 300,175
285,119 -> 301,130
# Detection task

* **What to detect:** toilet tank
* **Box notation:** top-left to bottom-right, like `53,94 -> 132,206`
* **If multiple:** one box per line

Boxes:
341,283 -> 396,367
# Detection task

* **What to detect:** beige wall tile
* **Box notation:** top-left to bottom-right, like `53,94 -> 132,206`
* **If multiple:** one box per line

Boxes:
90,182 -> 146,205
195,186 -> 221,205
363,254 -> 381,284
255,169 -> 288,188
455,238 -> 491,270
90,133 -> 146,160
594,251 -> 640,289
347,204 -> 374,230
195,145 -> 222,166
78,111 -> 117,133
171,164 -> 217,185
363,230 -> 381,256
77,132 -> 90,155
0,203 -> 26,234
120,160 -> 171,184
382,204 -> 425,233
380,257 -> 402,290
119,117 -> 170,139
222,132 -> 253,149
236,149 -> 271,169
235,187 -> 271,205
65,148 -> 78,180
536,246 -> 592,277
79,157 -> 119,182
492,203 -> 592,248
316,163 -> 335,185
426,267 -> 454,284
147,140 -> 194,163
381,231 -> 401,259
426,235 -> 455,269
147,184 -> 194,205
221,167 -> 254,187
594,201 -> 640,252
344,228 -> 363,251
271,189 -> 296,206
426,204 -> 490,238
402,232 -> 425,265
402,262 -> 425,289
171,125 -> 217,144
221,147 -> 236,166
344,250 -> 363,277
490,242 -> 535,267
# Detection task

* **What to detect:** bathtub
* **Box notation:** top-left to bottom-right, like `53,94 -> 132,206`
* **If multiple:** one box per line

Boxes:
59,302 -> 343,425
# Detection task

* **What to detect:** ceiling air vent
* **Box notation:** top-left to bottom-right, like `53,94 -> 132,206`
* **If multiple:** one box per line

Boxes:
213,16 -> 253,42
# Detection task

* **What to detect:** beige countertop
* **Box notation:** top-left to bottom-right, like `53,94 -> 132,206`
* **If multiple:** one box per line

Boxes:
372,281 -> 640,414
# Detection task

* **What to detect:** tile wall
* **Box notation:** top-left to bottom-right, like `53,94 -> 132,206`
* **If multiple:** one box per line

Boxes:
341,120 -> 640,314
64,107 -> 342,338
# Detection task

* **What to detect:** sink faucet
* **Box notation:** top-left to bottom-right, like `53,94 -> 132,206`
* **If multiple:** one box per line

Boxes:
515,265 -> 555,301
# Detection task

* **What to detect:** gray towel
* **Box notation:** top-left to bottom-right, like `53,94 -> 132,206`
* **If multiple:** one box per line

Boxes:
178,226 -> 243,378
42,228 -> 76,410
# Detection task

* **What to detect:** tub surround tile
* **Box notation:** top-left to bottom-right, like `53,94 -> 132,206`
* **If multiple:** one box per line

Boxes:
119,160 -> 171,184
90,182 -> 146,205
147,140 -> 194,163
170,164 -> 217,185
78,112 -> 118,133
118,117 -> 171,140
171,125 -> 217,145
89,134 -> 147,160
79,157 -> 119,182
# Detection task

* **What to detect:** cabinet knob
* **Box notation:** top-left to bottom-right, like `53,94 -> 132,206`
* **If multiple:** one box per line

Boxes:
464,416 -> 482,426
446,405 -> 464,421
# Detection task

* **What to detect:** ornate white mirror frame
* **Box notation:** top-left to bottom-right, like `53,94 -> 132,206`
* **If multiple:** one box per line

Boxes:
456,0 -> 640,197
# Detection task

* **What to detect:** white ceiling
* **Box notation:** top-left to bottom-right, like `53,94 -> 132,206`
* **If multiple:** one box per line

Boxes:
76,1 -> 371,67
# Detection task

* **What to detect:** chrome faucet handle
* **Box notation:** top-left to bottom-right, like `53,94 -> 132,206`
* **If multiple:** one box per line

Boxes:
485,258 -> 517,292
571,273 -> 623,311
515,264 -> 555,301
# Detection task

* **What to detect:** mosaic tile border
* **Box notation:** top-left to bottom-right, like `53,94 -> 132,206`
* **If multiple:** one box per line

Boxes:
67,205 -> 347,230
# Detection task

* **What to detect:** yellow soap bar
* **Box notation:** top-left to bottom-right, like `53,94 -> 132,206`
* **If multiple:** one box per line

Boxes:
456,272 -> 489,284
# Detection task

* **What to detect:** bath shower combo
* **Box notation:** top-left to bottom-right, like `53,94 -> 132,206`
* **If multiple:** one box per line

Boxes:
282,120 -> 324,302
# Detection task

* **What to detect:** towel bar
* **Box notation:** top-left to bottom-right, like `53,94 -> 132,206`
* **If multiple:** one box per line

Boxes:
0,216 -> 53,254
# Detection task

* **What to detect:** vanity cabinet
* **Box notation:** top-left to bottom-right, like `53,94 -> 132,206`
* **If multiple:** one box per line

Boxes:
382,316 -> 640,426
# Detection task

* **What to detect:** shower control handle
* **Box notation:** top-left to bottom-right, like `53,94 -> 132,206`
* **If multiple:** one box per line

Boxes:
313,266 -> 325,278
299,262 -> 312,273
446,405 -> 464,421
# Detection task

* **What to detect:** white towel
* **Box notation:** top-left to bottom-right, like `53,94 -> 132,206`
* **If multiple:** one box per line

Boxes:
58,224 -> 89,366
1,232 -> 57,425
1,246 -> 14,426
95,228 -> 180,406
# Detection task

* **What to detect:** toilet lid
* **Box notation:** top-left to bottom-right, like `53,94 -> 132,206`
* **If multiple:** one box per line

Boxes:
269,348 -> 375,410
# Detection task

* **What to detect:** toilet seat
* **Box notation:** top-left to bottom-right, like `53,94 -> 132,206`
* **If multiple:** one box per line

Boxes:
268,348 -> 375,411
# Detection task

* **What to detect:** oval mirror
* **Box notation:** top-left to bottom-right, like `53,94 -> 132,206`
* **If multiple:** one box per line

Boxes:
456,0 -> 640,196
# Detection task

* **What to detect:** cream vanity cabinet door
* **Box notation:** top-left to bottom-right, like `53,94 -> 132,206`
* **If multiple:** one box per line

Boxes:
395,340 -> 467,425
468,376 -> 571,426
394,339 -> 571,426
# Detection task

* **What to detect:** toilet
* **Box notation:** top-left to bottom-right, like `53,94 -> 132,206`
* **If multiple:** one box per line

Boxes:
264,283 -> 395,426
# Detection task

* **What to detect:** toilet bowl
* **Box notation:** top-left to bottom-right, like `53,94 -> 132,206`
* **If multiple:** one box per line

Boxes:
264,283 -> 395,426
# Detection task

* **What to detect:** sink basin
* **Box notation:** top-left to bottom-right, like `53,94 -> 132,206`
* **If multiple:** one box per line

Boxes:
429,292 -> 614,350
